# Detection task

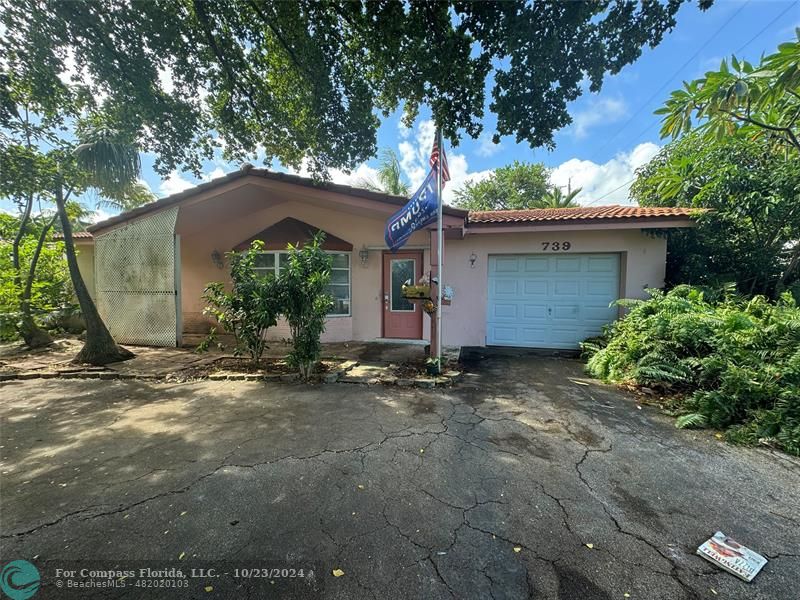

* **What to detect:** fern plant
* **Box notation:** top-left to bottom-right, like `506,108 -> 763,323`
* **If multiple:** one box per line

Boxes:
582,287 -> 800,455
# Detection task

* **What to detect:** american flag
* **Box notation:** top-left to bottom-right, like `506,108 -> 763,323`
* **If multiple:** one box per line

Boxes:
429,133 -> 451,187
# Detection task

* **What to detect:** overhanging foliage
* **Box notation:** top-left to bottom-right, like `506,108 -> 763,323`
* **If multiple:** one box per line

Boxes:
1,0 -> 708,177
583,286 -> 800,455
632,133 -> 800,298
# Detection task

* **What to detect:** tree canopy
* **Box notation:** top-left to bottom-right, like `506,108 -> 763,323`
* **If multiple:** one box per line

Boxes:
631,133 -> 800,297
540,186 -> 582,209
1,70 -> 152,358
1,0 -> 707,177
0,212 -> 70,341
639,34 -> 800,298
657,30 -> 799,153
358,149 -> 411,196
454,161 -> 551,211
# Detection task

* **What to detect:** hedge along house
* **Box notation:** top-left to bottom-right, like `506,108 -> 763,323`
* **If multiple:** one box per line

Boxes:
76,165 -> 696,350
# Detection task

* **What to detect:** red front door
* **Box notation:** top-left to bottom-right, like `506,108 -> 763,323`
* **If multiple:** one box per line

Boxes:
382,251 -> 423,339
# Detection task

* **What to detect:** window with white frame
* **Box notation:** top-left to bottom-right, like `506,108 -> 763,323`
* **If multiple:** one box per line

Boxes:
252,251 -> 351,316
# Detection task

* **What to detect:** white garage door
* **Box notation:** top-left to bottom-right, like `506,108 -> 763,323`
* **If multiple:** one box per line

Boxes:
487,254 -> 620,349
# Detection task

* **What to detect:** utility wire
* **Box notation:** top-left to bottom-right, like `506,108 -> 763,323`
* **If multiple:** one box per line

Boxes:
735,1 -> 797,55
585,0 -> 796,206
587,0 -> 749,163
585,178 -> 636,207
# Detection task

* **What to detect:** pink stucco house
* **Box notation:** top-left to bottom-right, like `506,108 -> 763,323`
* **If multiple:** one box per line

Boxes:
73,165 -> 696,350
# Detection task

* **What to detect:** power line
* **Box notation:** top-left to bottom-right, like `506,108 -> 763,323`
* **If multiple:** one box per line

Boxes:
585,178 -> 636,207
585,0 -> 797,207
588,0 -> 749,162
735,1 -> 797,55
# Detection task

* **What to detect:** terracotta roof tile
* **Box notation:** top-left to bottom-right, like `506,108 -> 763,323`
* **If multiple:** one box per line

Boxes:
53,231 -> 94,239
467,205 -> 699,224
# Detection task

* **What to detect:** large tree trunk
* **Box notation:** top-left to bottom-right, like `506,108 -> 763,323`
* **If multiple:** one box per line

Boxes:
12,192 -> 52,348
54,179 -> 134,365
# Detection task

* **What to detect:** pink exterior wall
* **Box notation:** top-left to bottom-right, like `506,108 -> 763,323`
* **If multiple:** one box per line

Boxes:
84,178 -> 673,349
440,229 -> 667,347
177,187 -> 433,343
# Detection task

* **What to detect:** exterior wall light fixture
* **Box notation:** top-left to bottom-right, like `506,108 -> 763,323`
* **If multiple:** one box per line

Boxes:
211,249 -> 225,269
469,252 -> 477,268
359,245 -> 370,267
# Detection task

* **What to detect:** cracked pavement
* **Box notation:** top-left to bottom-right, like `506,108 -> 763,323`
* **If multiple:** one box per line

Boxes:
1,356 -> 798,599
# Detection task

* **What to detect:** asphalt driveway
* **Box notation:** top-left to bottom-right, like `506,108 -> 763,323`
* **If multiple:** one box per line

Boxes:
1,356 -> 798,599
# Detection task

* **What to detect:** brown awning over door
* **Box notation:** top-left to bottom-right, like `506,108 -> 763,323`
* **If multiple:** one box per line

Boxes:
232,217 -> 354,252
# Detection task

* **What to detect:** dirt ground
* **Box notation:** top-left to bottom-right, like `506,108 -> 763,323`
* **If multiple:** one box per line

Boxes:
1,355 -> 798,599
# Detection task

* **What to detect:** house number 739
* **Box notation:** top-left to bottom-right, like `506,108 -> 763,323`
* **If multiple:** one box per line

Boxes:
541,241 -> 571,251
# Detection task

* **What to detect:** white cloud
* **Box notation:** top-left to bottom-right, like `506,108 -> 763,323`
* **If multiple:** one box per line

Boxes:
283,119 -> 491,204
395,119 -> 492,204
157,66 -> 175,94
398,141 -> 426,190
476,134 -> 502,157
284,159 -> 381,190
57,49 -> 79,86
397,122 -> 412,140
550,142 -> 661,205
287,120 -> 657,209
136,177 -> 153,193
397,120 -> 437,190
159,171 -> 196,197
158,132 -> 659,210
202,167 -> 227,182
159,164 -> 232,197
89,207 -> 113,224
568,97 -> 627,139
330,163 -> 381,187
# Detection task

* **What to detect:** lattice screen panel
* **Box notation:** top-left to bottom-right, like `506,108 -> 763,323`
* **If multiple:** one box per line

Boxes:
94,207 -> 179,346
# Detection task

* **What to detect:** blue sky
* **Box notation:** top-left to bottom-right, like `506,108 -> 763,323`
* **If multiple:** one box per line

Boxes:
6,0 -> 799,219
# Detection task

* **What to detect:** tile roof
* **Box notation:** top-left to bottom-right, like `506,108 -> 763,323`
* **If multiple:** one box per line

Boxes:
467,205 -> 699,224
59,205 -> 697,241
54,231 -> 94,239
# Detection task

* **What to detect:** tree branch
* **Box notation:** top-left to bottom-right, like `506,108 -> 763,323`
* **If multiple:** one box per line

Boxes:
719,108 -> 800,152
12,105 -> 35,294
192,0 -> 262,118
245,0 -> 306,75
22,212 -> 58,303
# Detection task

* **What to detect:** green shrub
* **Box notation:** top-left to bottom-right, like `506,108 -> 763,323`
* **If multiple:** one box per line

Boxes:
583,285 -> 800,455
0,213 -> 72,341
200,236 -> 333,378
279,233 -> 333,379
201,240 -> 281,365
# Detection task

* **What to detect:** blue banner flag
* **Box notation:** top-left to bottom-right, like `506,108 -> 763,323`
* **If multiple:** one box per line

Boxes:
384,167 -> 440,252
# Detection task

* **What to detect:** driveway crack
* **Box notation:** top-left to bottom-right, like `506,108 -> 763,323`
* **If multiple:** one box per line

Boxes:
574,443 -> 697,596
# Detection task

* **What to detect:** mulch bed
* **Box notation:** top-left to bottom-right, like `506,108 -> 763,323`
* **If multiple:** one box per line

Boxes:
173,356 -> 344,382
1,337 -> 463,386
387,359 -> 429,378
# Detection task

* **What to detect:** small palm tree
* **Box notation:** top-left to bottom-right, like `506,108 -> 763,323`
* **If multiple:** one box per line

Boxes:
358,148 -> 411,196
94,181 -> 155,213
540,186 -> 581,208
54,124 -> 142,364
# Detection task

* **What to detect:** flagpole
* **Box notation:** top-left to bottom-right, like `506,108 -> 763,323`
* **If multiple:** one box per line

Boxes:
436,128 -> 443,372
